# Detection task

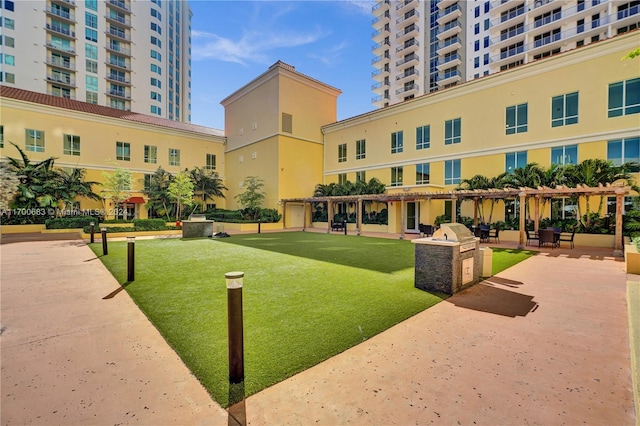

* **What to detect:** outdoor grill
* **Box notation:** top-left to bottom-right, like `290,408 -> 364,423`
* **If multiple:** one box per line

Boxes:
182,214 -> 215,238
412,223 -> 481,295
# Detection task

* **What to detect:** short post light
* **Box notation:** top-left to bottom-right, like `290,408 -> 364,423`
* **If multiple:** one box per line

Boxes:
343,219 -> 347,236
90,221 -> 95,243
101,227 -> 108,255
225,271 -> 244,384
127,236 -> 135,281
258,218 -> 261,234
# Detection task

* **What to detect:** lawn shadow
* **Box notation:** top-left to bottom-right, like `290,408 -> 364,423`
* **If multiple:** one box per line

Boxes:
228,382 -> 246,426
215,232 -> 414,273
447,282 -> 538,317
102,281 -> 132,299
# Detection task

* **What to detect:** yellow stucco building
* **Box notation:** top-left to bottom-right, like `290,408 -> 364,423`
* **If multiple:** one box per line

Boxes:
0,31 -> 638,230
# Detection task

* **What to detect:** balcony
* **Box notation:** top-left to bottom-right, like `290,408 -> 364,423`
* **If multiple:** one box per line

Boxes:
107,74 -> 131,85
106,41 -> 131,56
396,9 -> 419,26
437,4 -> 462,25
371,81 -> 388,93
372,0 -> 389,13
490,5 -> 525,32
107,89 -> 131,99
395,68 -> 419,84
490,43 -> 525,67
396,52 -> 419,68
372,40 -> 390,55
437,0 -> 458,10
108,0 -> 130,13
437,69 -> 462,86
396,23 -> 419,43
436,36 -> 461,55
46,56 -> 75,70
46,42 -> 76,55
396,82 -> 419,96
437,19 -> 462,40
490,0 -> 523,16
396,38 -> 419,56
372,51 -> 391,65
45,6 -> 75,22
45,22 -> 75,39
47,90 -> 75,100
371,64 -> 390,79
436,53 -> 462,71
107,60 -> 129,70
616,3 -> 640,26
47,74 -> 75,87
106,12 -> 131,27
530,0 -> 560,16
107,28 -> 130,41
372,27 -> 390,42
372,10 -> 390,27
396,0 -> 416,13
490,24 -> 525,48
50,0 -> 76,7
371,93 -> 390,105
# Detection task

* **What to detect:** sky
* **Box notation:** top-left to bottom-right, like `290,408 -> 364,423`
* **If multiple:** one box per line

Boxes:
188,0 -> 376,130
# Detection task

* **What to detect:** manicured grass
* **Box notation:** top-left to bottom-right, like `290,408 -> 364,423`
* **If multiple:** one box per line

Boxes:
90,232 -> 534,407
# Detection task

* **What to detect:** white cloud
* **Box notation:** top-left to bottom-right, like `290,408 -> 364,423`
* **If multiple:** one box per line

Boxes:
337,0 -> 375,15
308,39 -> 351,66
192,29 -> 327,65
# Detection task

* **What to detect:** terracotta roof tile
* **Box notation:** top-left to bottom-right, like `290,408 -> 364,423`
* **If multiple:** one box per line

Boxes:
0,85 -> 224,137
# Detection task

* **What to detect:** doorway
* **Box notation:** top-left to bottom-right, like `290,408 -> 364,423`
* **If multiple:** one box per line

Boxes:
406,201 -> 419,233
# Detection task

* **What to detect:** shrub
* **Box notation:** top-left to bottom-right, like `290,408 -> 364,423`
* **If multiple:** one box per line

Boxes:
133,218 -> 166,231
46,216 -> 99,229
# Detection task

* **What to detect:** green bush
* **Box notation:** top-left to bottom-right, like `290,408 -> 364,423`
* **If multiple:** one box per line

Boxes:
46,216 -> 99,229
133,218 -> 166,231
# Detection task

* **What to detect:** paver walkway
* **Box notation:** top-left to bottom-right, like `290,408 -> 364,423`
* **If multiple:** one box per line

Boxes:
1,235 -> 636,425
1,236 -> 227,425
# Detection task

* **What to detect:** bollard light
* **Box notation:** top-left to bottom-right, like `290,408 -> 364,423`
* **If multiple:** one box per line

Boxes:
127,236 -> 135,282
258,218 -> 261,234
343,219 -> 347,236
225,271 -> 244,384
101,227 -> 108,255
90,221 -> 95,244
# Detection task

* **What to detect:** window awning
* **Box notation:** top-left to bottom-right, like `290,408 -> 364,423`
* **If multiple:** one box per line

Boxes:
124,197 -> 146,204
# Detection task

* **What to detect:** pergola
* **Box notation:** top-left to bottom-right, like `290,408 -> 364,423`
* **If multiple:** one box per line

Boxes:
281,183 -> 631,256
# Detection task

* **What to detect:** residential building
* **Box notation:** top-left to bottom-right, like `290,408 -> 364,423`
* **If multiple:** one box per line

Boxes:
371,0 -> 640,107
0,0 -> 192,121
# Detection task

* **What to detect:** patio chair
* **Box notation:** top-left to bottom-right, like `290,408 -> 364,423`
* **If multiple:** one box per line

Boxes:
479,224 -> 490,243
488,227 -> 500,243
525,229 -> 539,246
419,224 -> 433,237
558,229 -> 576,249
538,229 -> 556,248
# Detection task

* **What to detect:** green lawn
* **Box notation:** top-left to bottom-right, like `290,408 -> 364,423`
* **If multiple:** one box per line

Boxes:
90,232 -> 534,406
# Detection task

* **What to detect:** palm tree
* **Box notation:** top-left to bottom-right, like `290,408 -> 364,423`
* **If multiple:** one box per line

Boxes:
457,174 -> 491,222
504,163 -> 545,221
55,168 -> 101,213
486,172 -> 509,223
6,142 -> 61,210
188,166 -> 227,213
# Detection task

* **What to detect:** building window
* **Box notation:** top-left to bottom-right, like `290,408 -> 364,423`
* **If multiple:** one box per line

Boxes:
86,59 -> 98,73
444,159 -> 461,185
416,125 -> 430,150
506,151 -> 527,173
144,145 -> 157,164
551,144 -> 578,165
0,125 -> 4,148
282,113 -> 293,133
85,43 -> 98,60
63,134 -> 80,156
551,198 -> 577,220
150,64 -> 162,75
336,173 -> 346,185
151,77 -> 161,88
356,171 -> 366,183
608,138 -> 640,172
86,91 -> 98,104
151,36 -> 162,48
552,92 -> 579,127
444,118 -> 461,145
206,153 -> 217,170
608,78 -> 640,117
3,35 -> 14,47
150,91 -> 161,102
85,0 -> 97,11
416,163 -> 430,184
151,22 -> 162,34
338,143 -> 347,163
3,1 -> 14,12
391,131 -> 403,153
86,75 -> 98,91
3,17 -> 14,29
25,129 -> 45,152
85,28 -> 97,42
4,72 -> 14,83
390,166 -> 403,187
3,53 -> 14,65
356,139 -> 366,160
151,50 -> 162,61
506,103 -> 528,134
116,141 -> 130,161
151,8 -> 161,20
169,148 -> 180,166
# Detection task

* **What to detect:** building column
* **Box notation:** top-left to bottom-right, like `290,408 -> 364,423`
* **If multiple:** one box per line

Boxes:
534,196 -> 540,232
473,197 -> 479,227
327,200 -> 333,233
400,198 -> 405,240
357,199 -> 362,236
613,190 -> 624,257
452,198 -> 457,223
302,201 -> 307,231
518,192 -> 526,249
281,201 -> 287,229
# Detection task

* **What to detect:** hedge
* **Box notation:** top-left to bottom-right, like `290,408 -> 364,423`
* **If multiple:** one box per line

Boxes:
46,216 -> 99,229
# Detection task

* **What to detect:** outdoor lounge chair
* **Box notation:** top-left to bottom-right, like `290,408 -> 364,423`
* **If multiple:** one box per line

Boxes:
488,227 -> 500,243
526,229 -> 539,246
419,224 -> 433,237
558,229 -> 576,249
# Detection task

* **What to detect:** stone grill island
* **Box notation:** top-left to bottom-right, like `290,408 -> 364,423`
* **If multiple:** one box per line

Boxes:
181,214 -> 214,238
412,223 -> 481,295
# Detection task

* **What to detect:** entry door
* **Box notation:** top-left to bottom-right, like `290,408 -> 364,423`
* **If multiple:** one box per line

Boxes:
406,201 -> 419,233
